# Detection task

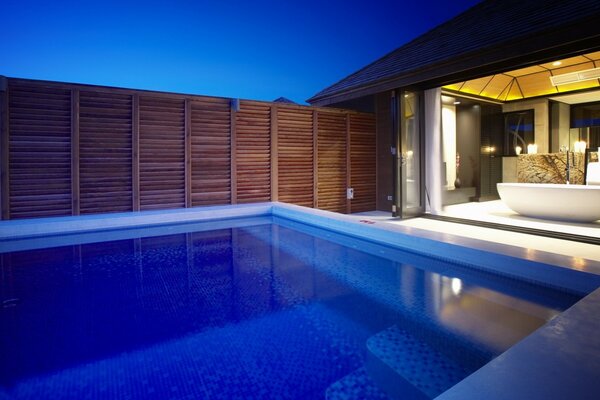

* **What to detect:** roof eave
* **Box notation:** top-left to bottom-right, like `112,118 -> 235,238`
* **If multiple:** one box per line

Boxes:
309,16 -> 600,106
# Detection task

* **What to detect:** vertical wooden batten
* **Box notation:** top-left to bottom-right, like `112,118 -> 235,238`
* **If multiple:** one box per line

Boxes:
71,89 -> 80,215
184,99 -> 192,208
312,110 -> 318,209
0,77 -> 8,220
346,114 -> 351,214
230,101 -> 237,204
270,105 -> 279,201
132,93 -> 140,211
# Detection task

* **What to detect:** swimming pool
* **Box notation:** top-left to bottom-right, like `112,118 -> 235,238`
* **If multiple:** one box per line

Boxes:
0,212 -> 583,399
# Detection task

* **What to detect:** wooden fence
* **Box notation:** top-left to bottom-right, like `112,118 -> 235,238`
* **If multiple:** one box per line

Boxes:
0,77 -> 376,220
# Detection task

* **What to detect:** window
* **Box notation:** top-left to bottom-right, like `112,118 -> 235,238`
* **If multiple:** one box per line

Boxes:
571,102 -> 600,149
503,110 -> 534,156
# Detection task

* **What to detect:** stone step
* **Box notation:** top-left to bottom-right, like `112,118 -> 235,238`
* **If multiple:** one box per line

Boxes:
325,367 -> 391,400
366,325 -> 474,399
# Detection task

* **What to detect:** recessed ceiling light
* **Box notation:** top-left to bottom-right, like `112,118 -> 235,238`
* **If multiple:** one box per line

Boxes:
552,61 -> 562,67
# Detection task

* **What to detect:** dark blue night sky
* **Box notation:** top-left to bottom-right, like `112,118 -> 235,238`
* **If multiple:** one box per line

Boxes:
1,0 -> 481,103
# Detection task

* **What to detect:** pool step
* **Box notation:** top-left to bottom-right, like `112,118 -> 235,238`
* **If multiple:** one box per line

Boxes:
325,367 -> 392,400
366,325 -> 473,399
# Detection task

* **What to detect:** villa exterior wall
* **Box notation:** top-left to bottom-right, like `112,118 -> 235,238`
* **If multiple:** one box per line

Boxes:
375,92 -> 393,212
0,78 -> 376,220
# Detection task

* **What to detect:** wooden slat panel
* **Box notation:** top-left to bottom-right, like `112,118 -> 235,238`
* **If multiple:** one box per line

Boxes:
350,113 -> 376,212
190,98 -> 231,206
8,83 -> 72,219
317,111 -> 347,213
139,96 -> 185,210
235,101 -> 271,203
277,106 -> 313,207
79,91 -> 133,214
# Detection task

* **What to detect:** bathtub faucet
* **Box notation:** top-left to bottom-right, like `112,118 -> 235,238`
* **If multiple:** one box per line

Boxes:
565,150 -> 573,184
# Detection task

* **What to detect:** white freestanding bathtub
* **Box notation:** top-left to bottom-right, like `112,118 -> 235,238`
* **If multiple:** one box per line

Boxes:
497,183 -> 600,222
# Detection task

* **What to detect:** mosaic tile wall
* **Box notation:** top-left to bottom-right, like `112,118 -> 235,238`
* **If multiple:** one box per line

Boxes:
517,152 -> 598,184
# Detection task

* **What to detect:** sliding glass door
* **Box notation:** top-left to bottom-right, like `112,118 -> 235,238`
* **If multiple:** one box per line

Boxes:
393,90 -> 425,218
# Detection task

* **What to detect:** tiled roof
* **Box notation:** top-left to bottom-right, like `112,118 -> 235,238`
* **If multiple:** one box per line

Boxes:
273,97 -> 297,104
308,0 -> 600,104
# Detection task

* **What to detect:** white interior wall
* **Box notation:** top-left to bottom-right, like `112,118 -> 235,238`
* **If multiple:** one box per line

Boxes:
442,104 -> 456,188
425,88 -> 442,214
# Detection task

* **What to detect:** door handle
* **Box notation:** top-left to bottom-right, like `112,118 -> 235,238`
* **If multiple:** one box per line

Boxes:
400,154 -> 407,166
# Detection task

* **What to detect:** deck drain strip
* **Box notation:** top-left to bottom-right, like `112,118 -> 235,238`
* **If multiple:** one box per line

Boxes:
422,214 -> 600,246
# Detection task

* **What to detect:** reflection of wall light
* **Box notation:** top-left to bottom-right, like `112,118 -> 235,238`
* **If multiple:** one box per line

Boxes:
552,61 -> 562,67
451,278 -> 462,296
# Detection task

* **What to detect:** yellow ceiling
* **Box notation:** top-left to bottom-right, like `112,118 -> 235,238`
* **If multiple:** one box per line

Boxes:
444,51 -> 600,101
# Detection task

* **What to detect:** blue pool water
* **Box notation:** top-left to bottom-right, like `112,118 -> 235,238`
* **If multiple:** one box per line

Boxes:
0,217 -> 582,399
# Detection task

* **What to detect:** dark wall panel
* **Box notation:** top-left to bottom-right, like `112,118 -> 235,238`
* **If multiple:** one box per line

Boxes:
375,92 -> 393,212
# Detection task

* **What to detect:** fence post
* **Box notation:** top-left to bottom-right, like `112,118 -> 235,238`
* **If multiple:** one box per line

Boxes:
132,93 -> 140,211
0,76 -> 9,220
71,89 -> 80,215
185,99 -> 192,208
230,99 -> 238,204
346,113 -> 351,214
313,110 -> 318,209
270,104 -> 279,202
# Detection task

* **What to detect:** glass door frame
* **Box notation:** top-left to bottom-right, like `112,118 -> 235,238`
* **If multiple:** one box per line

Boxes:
392,89 -> 426,218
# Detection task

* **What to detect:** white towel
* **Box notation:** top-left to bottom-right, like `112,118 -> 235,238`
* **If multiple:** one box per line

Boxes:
587,162 -> 600,185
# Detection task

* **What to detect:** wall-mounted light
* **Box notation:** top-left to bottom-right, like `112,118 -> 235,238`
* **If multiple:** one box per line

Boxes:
527,144 -> 538,154
451,278 -> 462,296
574,141 -> 587,153
453,101 -> 461,105
515,146 -> 522,155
